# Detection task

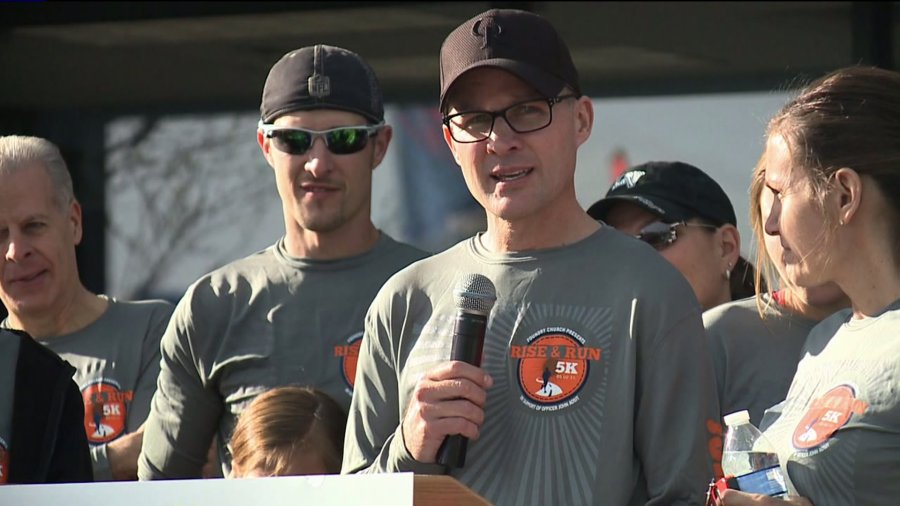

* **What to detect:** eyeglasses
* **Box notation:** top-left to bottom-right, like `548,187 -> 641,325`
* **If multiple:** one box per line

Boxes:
635,221 -> 719,250
442,94 -> 577,143
258,121 -> 384,155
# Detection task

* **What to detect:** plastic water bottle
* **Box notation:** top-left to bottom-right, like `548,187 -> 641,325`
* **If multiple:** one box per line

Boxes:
721,410 -> 788,497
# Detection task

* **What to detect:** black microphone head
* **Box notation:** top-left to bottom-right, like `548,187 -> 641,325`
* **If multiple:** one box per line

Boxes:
453,273 -> 497,316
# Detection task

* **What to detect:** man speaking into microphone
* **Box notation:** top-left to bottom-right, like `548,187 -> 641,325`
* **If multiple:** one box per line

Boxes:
343,8 -> 721,505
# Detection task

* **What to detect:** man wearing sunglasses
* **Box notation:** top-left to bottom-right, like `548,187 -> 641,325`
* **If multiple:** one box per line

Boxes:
343,9 -> 720,505
586,161 -> 745,311
138,45 -> 427,480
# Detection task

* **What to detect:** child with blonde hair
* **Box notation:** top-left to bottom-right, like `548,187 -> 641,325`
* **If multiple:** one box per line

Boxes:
229,386 -> 345,478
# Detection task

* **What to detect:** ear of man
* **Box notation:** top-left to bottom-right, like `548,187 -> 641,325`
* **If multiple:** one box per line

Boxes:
69,199 -> 84,246
442,125 -> 462,167
573,96 -> 594,148
370,125 -> 394,171
257,130 -> 276,169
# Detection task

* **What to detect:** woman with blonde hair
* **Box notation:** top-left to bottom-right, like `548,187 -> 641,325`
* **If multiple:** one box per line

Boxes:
715,66 -> 900,505
704,151 -> 849,427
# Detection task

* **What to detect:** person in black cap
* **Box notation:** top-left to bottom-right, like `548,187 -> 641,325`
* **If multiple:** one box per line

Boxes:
137,45 -> 428,480
587,160 -> 749,311
343,9 -> 720,505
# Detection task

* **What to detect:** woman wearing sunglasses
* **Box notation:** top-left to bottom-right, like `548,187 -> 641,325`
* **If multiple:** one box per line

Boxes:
587,160 -> 745,312
714,66 -> 900,505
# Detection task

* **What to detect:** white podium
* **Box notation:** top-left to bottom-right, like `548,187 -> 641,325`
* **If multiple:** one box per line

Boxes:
0,473 -> 491,506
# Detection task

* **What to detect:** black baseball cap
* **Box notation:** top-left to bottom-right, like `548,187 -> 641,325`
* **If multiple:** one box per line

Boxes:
439,9 -> 581,113
587,161 -> 737,226
260,44 -> 384,124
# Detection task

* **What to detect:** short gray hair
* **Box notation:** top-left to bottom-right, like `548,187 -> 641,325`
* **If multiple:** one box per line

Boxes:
0,135 -> 75,209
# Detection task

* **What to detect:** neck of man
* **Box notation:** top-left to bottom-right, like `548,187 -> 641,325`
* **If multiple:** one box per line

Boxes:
9,286 -> 109,339
481,201 -> 600,253
283,221 -> 381,260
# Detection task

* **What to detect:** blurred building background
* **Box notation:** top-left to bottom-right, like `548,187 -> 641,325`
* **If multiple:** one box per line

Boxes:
1,1 -> 896,307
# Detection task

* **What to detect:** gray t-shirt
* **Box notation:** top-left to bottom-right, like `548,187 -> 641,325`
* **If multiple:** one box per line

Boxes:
343,229 -> 721,506
3,297 -> 174,481
704,293 -> 818,426
760,299 -> 900,504
138,234 -> 427,480
0,332 -> 19,485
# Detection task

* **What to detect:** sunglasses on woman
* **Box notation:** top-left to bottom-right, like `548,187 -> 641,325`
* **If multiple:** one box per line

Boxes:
635,220 -> 719,249
258,121 -> 384,155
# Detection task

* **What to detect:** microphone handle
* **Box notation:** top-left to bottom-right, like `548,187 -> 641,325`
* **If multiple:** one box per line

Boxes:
436,311 -> 488,468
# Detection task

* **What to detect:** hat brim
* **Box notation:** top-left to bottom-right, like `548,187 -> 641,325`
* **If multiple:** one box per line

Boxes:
440,58 -> 568,112
587,194 -> 697,224
263,102 -> 382,124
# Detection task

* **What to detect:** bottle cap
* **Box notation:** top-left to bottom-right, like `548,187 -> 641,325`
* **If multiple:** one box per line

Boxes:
723,410 -> 750,427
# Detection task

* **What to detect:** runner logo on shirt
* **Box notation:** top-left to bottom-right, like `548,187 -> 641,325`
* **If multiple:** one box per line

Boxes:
511,327 -> 602,412
0,436 -> 8,484
334,331 -> 363,397
81,379 -> 133,444
792,384 -> 868,452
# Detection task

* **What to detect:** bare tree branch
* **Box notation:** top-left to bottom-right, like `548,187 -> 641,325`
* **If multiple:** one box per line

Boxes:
106,113 -> 275,300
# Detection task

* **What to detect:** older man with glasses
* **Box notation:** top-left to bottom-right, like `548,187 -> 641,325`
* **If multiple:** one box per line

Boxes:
342,9 -> 721,505
137,44 -> 428,480
587,160 -> 749,311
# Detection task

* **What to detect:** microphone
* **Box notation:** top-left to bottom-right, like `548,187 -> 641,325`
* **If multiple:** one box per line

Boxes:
436,273 -> 497,469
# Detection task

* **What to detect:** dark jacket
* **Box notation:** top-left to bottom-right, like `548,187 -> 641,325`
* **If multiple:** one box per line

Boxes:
5,328 -> 93,483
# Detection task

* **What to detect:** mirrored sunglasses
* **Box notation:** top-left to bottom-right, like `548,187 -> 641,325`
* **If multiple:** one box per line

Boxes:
635,220 -> 719,249
258,121 -> 383,155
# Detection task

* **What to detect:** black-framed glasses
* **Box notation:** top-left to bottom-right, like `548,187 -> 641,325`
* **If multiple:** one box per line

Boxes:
635,221 -> 719,250
258,121 -> 384,155
442,94 -> 577,143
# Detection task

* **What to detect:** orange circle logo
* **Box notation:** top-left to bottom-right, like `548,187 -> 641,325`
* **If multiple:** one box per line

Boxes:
792,384 -> 869,450
82,380 -> 131,444
517,332 -> 592,409
335,332 -> 363,394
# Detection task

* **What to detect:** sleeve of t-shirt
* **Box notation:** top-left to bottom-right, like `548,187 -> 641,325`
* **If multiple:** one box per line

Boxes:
131,303 -> 174,431
137,284 -> 223,480
341,292 -> 444,475
635,306 -> 721,504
